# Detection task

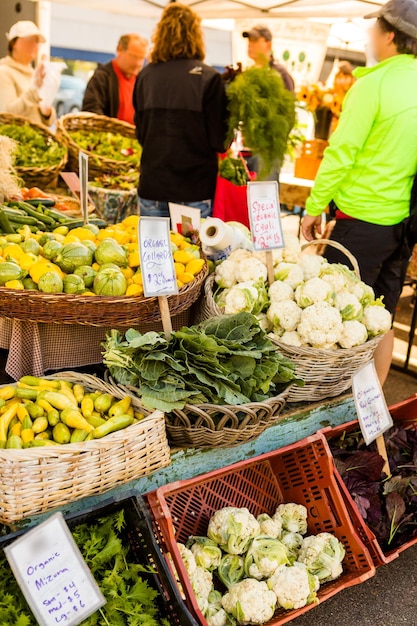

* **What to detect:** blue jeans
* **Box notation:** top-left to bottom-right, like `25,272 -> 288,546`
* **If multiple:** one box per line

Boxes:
139,197 -> 212,219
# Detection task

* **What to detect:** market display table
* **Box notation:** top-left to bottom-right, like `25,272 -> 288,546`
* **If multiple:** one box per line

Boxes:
0,312 -> 191,379
279,173 -> 314,210
12,394 -> 356,529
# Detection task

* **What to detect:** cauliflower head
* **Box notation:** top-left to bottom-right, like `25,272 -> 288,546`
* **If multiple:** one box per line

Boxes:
228,249 -> 253,263
279,331 -> 305,348
255,313 -> 272,333
319,263 -> 352,294
362,302 -> 392,337
297,532 -> 345,583
269,280 -> 294,303
215,259 -> 238,289
224,282 -> 259,315
178,543 -> 197,578
281,233 -> 302,264
280,531 -> 304,564
190,566 -> 214,614
188,537 -> 222,571
298,302 -> 343,349
334,292 -> 363,321
267,301 -> 302,332
349,280 -> 375,307
206,591 -> 228,626
275,503 -> 308,535
217,554 -> 245,589
235,258 -> 268,284
338,320 -> 368,349
300,254 -> 326,281
257,513 -> 282,539
252,249 -> 283,267
267,562 -> 320,610
221,578 -> 277,625
274,262 -> 304,289
207,507 -> 261,555
295,277 -> 333,308
244,536 -> 289,580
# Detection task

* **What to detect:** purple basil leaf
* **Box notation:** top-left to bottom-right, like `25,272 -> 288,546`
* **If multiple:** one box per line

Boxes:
386,492 -> 406,525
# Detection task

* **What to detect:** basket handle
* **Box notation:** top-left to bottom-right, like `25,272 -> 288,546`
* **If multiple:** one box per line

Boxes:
301,239 -> 361,279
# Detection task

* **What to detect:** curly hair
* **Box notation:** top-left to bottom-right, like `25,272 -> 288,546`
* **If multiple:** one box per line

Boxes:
151,4 -> 205,64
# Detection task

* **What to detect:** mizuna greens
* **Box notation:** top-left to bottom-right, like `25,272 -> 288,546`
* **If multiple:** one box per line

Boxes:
103,313 -> 302,412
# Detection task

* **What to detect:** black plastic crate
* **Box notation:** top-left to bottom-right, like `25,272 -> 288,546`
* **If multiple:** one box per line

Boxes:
0,494 -> 198,626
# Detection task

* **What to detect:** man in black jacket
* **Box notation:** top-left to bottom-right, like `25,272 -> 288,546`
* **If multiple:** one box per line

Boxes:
82,34 -> 147,124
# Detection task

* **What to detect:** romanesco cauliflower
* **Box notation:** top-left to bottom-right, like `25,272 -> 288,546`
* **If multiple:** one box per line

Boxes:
207,507 -> 261,555
267,301 -> 302,332
267,562 -> 319,610
362,302 -> 392,337
338,320 -> 368,349
221,578 -> 277,624
298,302 -> 343,349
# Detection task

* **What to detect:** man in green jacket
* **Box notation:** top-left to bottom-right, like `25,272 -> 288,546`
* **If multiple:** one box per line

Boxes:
302,0 -> 417,383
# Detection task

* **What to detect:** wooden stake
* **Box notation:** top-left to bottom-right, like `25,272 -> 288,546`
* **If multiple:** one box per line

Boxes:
376,434 -> 391,477
266,250 -> 275,286
158,296 -> 173,340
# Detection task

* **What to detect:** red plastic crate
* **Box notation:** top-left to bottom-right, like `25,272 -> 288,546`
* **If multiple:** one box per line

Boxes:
145,434 -> 375,626
321,400 -> 417,567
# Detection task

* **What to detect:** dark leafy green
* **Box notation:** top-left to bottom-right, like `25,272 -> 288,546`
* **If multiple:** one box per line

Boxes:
330,425 -> 417,550
219,156 -> 249,186
0,510 -> 169,625
103,312 -> 303,413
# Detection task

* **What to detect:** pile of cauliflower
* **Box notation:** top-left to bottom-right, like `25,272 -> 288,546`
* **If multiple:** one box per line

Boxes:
177,503 -> 345,625
214,234 -> 392,350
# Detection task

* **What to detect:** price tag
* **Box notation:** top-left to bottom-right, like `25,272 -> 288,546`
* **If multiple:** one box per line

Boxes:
169,203 -> 201,236
79,153 -> 89,225
247,181 -> 285,251
139,217 -> 178,298
4,512 -> 105,626
352,360 -> 393,446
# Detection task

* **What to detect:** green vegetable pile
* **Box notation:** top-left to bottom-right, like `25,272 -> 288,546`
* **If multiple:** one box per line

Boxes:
103,312 -> 302,412
70,130 -> 141,166
226,66 -> 296,179
89,172 -> 139,191
0,123 -> 66,168
219,157 -> 249,186
0,509 -> 170,625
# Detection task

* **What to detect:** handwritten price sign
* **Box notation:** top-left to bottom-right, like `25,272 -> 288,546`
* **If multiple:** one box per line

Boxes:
139,217 -> 178,298
247,181 -> 285,251
352,361 -> 393,446
4,513 -> 105,626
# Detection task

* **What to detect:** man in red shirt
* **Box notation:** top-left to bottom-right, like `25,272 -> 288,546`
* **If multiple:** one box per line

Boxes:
83,34 -> 147,124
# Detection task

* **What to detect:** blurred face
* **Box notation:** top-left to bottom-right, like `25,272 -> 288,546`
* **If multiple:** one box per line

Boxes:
247,36 -> 272,65
116,39 -> 147,77
12,35 -> 40,65
368,19 -> 396,62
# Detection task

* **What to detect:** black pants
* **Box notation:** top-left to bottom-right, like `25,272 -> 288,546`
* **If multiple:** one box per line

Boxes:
325,219 -> 409,314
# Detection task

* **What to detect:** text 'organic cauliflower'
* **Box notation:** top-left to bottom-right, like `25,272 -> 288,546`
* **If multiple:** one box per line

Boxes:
221,578 -> 277,625
267,562 -> 320,610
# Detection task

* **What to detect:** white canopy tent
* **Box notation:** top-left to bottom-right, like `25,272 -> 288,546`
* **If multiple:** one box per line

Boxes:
38,0 -> 386,21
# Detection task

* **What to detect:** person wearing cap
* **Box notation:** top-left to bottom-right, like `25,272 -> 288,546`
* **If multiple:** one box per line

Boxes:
242,26 -> 294,91
302,0 -> 417,384
82,34 -> 148,125
0,21 -> 55,126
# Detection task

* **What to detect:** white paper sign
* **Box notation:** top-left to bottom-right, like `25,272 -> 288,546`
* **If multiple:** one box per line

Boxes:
352,360 -> 393,446
4,512 -> 105,626
247,181 -> 285,251
139,217 -> 178,297
79,153 -> 89,225
169,203 -> 201,235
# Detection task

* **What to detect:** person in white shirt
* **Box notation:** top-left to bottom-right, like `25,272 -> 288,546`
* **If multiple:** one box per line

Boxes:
0,21 -> 55,126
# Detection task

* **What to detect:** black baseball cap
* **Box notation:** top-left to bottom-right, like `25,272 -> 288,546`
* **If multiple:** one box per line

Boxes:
242,25 -> 272,41
365,0 -> 417,39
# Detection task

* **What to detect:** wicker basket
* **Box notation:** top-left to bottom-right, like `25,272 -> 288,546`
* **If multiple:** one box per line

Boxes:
112,379 -> 290,449
0,372 -> 171,526
0,113 -> 68,188
200,239 -> 384,403
56,113 -> 138,180
0,260 -> 208,326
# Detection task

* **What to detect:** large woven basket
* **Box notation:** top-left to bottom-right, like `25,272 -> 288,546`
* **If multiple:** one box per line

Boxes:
56,112 -> 138,180
0,113 -> 67,187
0,372 -> 170,526
0,261 -> 208,326
112,379 -> 290,449
200,239 -> 384,403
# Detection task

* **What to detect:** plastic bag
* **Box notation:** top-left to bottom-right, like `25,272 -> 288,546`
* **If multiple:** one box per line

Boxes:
38,61 -> 66,108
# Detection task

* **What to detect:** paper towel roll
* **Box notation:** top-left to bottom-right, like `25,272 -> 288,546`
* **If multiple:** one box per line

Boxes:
200,218 -> 236,251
